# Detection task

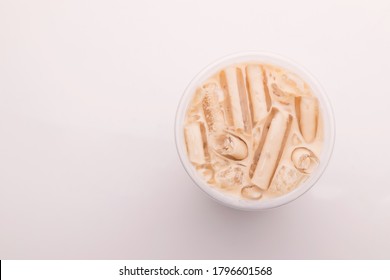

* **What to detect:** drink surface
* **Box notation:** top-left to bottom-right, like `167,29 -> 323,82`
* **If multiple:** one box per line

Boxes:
184,63 -> 324,200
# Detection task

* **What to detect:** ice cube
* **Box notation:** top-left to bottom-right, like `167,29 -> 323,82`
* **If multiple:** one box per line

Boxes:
292,133 -> 302,146
241,185 -> 263,200
215,166 -> 244,190
197,167 -> 214,183
210,132 -> 248,160
270,165 -> 304,193
291,147 -> 319,174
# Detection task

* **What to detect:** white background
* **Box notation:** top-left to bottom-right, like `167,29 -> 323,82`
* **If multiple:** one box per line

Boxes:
0,0 -> 389,259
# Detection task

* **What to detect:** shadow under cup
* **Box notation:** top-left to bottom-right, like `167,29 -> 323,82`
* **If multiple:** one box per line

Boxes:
175,52 -> 335,210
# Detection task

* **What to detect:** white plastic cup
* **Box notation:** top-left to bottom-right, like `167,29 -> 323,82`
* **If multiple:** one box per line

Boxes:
175,52 -> 335,210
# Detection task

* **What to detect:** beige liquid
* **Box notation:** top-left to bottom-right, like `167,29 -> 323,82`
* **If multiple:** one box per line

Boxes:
184,63 -> 324,200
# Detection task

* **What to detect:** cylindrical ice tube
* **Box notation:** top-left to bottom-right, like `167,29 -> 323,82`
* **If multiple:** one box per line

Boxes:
220,67 -> 247,130
297,96 -> 318,143
202,89 -> 225,133
246,65 -> 269,124
251,111 -> 290,190
184,122 -> 206,165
